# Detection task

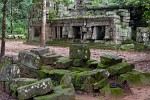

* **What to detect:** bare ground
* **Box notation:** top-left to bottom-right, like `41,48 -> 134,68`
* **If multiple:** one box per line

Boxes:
0,41 -> 150,100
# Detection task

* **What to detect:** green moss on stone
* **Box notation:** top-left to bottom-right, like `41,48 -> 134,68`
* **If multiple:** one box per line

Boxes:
94,78 -> 108,90
100,85 -> 124,98
100,54 -> 122,66
107,62 -> 135,75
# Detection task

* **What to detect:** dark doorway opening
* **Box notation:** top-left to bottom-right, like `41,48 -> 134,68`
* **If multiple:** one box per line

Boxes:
60,27 -> 62,38
34,27 -> 41,37
96,26 -> 105,40
55,27 -> 57,38
73,26 -> 81,39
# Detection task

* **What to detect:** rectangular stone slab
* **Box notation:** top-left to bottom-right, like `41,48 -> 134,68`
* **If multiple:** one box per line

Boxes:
100,54 -> 122,66
107,62 -> 135,75
41,54 -> 62,65
30,48 -> 50,57
17,78 -> 53,100
69,44 -> 90,60
18,51 -> 42,69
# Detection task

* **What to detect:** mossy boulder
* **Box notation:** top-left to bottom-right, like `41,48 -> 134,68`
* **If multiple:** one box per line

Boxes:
118,70 -> 150,85
73,69 -> 109,92
97,62 -> 109,69
40,69 -> 70,86
17,78 -> 53,100
10,78 -> 38,97
60,74 -> 74,89
55,57 -> 73,69
94,78 -> 108,90
34,85 -> 75,100
0,64 -> 20,81
41,54 -> 62,65
19,65 -> 45,79
30,48 -> 50,57
100,85 -> 124,98
69,44 -> 90,60
18,51 -> 42,69
86,60 -> 99,69
100,54 -> 122,66
72,59 -> 85,67
2,55 -> 17,65
107,62 -> 135,75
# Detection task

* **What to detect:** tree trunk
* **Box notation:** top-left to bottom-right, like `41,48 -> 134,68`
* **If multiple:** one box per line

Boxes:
40,0 -> 46,47
0,0 -> 7,63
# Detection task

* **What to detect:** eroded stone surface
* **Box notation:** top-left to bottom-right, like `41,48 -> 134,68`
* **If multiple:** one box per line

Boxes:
17,78 -> 53,100
69,44 -> 90,60
18,51 -> 42,69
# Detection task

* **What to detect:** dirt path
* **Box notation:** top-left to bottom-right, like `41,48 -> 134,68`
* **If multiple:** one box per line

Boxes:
0,41 -> 150,100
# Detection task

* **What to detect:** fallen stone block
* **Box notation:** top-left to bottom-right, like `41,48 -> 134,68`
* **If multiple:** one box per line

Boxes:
41,54 -> 62,65
30,48 -> 50,57
107,62 -> 135,75
69,44 -> 90,60
40,69 -> 70,86
86,59 -> 99,69
55,57 -> 73,69
73,59 -> 85,67
97,62 -> 109,69
94,78 -> 108,90
2,55 -> 17,65
0,64 -> 20,81
100,54 -> 122,66
18,51 -> 42,69
34,85 -> 75,100
17,78 -> 53,100
100,86 -> 124,98
73,69 -> 109,92
10,78 -> 38,97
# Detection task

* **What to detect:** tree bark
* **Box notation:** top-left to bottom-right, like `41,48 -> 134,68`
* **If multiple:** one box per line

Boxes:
0,0 -> 7,63
40,0 -> 46,47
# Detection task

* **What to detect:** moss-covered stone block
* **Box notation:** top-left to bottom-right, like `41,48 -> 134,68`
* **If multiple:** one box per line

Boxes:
60,74 -> 74,89
17,78 -> 53,100
69,44 -> 90,60
100,54 -> 122,66
41,54 -> 62,65
40,69 -> 70,86
94,78 -> 108,90
100,86 -> 124,98
18,51 -> 42,69
107,62 -> 135,75
0,64 -> 20,81
30,48 -> 50,57
118,70 -> 150,85
73,69 -> 109,92
19,65 -> 45,79
73,59 -> 85,67
10,78 -> 38,97
86,60 -> 99,69
97,62 -> 109,69
2,55 -> 17,65
55,57 -> 73,69
34,85 -> 75,100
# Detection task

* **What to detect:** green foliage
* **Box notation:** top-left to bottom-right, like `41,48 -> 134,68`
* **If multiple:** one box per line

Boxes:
126,0 -> 150,23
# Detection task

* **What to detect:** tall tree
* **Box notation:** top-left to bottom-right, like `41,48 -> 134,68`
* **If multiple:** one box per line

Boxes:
0,0 -> 7,62
40,0 -> 46,47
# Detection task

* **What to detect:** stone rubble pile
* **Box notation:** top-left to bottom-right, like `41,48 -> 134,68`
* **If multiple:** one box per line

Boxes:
0,44 -> 150,100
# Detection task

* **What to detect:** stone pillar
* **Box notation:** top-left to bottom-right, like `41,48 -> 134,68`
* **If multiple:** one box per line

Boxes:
92,26 -> 97,40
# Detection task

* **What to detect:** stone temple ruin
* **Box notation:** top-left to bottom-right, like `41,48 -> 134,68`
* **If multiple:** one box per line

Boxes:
0,44 -> 150,100
29,0 -> 149,44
